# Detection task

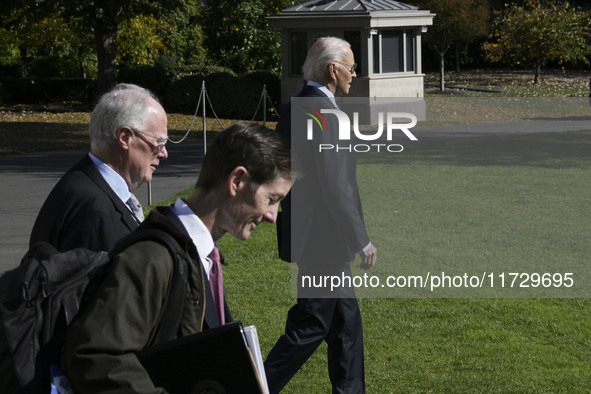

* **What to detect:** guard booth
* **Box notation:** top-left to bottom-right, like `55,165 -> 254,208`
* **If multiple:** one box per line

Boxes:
268,0 -> 434,119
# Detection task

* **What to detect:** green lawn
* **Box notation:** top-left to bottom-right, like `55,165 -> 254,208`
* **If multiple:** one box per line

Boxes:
153,129 -> 591,392
2,68 -> 589,391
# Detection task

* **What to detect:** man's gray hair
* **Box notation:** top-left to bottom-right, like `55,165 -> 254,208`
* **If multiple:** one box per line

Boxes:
302,37 -> 351,82
89,83 -> 159,150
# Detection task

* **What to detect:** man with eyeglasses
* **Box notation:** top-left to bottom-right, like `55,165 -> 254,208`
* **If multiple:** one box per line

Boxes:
265,37 -> 377,393
30,83 -> 169,253
62,122 -> 293,393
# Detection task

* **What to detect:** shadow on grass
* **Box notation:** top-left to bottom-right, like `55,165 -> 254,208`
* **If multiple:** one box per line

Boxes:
361,130 -> 591,170
0,122 -> 89,155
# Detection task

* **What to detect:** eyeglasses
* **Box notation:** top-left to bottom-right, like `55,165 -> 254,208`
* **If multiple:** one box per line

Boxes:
130,128 -> 168,153
334,61 -> 357,74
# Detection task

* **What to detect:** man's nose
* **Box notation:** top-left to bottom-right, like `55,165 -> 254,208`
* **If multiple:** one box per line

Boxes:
264,206 -> 279,224
158,145 -> 168,159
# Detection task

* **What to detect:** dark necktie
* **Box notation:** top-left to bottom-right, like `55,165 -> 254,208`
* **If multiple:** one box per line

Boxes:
208,245 -> 225,325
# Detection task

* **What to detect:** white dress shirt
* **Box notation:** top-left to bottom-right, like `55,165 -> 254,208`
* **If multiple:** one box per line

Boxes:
172,198 -> 215,279
88,152 -> 132,204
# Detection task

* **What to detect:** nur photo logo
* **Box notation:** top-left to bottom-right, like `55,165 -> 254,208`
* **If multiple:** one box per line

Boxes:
305,108 -> 419,153
304,108 -> 329,133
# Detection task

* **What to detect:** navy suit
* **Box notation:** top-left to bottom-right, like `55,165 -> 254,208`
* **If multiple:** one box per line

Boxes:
30,154 -> 138,253
266,85 -> 367,393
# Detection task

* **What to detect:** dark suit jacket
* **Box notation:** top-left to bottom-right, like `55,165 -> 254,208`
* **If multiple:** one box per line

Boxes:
30,154 -> 139,253
277,85 -> 370,266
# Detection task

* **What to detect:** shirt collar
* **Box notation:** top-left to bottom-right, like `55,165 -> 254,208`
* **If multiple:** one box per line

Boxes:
88,152 -> 131,202
307,80 -> 334,98
307,81 -> 338,108
172,198 -> 215,264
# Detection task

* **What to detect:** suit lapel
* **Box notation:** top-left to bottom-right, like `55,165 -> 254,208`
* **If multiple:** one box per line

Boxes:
79,155 -> 138,231
160,205 -> 222,329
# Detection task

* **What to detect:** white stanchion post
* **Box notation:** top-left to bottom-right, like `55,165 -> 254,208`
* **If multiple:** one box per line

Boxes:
202,81 -> 207,154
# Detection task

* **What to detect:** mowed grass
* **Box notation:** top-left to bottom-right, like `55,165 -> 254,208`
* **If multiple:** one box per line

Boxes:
152,130 -> 591,392
424,68 -> 590,97
353,130 -> 591,298
2,70 -> 589,390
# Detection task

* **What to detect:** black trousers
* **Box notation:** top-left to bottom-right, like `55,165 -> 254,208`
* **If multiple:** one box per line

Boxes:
264,263 -> 365,393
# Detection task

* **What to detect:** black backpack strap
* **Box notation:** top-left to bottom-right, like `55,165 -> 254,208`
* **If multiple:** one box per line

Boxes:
110,228 -> 188,344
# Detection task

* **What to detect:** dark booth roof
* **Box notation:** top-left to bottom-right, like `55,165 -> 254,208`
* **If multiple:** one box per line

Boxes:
282,0 -> 420,13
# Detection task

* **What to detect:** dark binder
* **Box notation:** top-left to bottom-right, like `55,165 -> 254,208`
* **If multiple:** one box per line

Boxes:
137,321 -> 266,394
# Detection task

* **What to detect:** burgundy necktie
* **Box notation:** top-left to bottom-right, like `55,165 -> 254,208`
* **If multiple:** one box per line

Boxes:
208,245 -> 225,325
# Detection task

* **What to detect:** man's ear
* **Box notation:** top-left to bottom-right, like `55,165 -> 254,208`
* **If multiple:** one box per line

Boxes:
227,166 -> 249,196
328,62 -> 338,81
116,126 -> 133,150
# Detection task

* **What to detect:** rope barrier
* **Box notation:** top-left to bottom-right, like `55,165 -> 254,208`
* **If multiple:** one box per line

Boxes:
146,82 -> 278,204
168,81 -> 227,146
251,84 -> 280,126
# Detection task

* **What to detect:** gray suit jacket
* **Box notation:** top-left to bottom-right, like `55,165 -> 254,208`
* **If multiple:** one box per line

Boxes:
277,85 -> 369,266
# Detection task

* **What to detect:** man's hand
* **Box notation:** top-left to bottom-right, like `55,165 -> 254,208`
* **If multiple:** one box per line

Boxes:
359,243 -> 377,270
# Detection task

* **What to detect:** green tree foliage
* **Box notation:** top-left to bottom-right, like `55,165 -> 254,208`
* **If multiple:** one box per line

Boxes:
0,0 -> 284,96
483,0 -> 591,84
0,28 -> 21,63
415,0 -> 489,90
0,7 -> 95,78
117,15 -> 166,67
15,13 -> 95,78
201,0 -> 283,73
158,3 -> 206,67
0,0 -> 190,94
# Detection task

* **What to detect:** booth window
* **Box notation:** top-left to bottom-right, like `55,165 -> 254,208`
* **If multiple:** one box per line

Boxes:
290,31 -> 308,75
344,31 -> 362,76
372,29 -> 416,74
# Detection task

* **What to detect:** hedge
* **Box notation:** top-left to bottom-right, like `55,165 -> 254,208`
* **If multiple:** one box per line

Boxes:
0,65 -> 281,120
0,78 -> 97,105
164,71 -> 279,119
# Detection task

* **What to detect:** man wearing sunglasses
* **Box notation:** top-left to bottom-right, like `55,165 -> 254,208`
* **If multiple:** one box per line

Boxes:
30,83 -> 169,253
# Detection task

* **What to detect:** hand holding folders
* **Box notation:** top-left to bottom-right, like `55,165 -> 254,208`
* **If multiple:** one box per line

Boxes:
137,321 -> 268,394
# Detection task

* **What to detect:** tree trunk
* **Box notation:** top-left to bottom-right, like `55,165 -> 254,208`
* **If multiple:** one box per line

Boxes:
78,46 -> 87,79
94,3 -> 122,97
439,51 -> 445,91
455,42 -> 461,73
95,22 -> 118,97
534,65 -> 541,85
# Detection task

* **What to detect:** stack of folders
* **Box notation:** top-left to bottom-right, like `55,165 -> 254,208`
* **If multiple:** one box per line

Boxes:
137,321 -> 269,394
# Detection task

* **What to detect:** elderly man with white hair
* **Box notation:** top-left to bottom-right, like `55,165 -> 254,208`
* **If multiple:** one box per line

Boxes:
30,83 -> 169,252
266,37 -> 377,394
